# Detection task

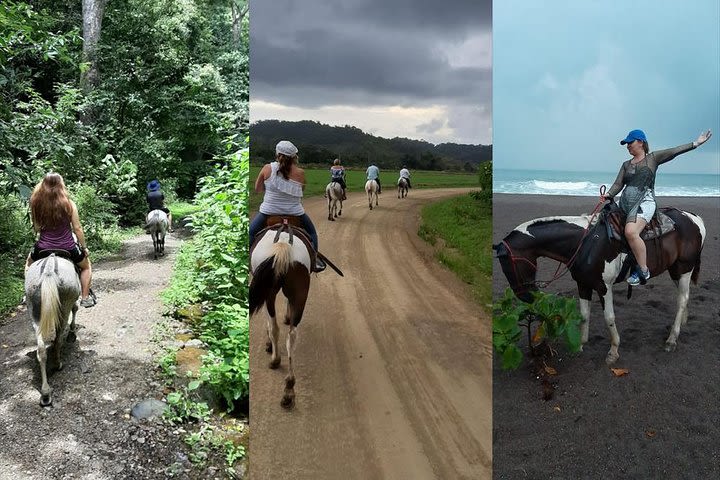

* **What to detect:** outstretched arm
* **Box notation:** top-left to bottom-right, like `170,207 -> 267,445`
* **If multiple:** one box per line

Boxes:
655,130 -> 713,166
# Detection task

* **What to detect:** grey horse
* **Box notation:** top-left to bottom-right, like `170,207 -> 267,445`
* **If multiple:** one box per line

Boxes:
145,209 -> 169,259
25,254 -> 81,406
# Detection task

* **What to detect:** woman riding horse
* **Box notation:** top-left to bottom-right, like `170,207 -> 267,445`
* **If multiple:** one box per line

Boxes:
25,173 -> 96,307
249,140 -> 326,272
330,158 -> 347,200
601,129 -> 712,285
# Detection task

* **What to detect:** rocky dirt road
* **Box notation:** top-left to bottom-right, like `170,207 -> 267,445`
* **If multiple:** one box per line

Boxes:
250,188 -> 492,480
0,230 -> 224,479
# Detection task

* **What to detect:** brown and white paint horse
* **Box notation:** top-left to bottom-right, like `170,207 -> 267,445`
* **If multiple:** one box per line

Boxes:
250,228 -> 311,408
494,205 -> 705,364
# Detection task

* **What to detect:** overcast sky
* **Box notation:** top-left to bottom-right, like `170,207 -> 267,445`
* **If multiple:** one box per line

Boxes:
494,0 -> 720,175
250,0 -> 492,145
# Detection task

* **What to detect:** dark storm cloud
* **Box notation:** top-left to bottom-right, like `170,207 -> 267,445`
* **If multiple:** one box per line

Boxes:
251,0 -> 491,111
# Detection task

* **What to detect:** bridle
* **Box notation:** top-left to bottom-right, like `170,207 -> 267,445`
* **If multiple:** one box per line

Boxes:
498,187 -> 609,292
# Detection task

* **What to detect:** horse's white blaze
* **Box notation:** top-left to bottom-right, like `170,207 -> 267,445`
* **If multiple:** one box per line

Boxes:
515,215 -> 592,237
251,230 -> 311,273
682,211 -> 706,245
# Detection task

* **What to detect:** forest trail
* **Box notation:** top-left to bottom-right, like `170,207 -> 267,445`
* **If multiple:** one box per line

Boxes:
250,188 -> 492,480
0,230 -> 214,479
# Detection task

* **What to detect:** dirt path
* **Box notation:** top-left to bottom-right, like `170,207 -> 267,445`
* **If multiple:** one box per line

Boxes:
0,230 -> 215,479
250,188 -> 492,480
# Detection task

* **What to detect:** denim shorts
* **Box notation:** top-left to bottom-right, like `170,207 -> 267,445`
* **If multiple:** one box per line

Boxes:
636,198 -> 656,223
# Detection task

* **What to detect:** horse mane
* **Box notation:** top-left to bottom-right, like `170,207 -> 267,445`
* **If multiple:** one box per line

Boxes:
516,214 -> 595,234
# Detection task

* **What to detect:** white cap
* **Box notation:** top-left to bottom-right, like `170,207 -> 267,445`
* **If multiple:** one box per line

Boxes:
276,140 -> 298,157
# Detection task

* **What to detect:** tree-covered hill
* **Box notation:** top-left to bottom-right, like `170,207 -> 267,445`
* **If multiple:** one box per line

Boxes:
250,120 -> 491,172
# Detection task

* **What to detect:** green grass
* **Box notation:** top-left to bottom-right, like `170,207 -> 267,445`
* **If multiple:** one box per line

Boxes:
250,166 -> 478,210
418,194 -> 493,310
169,201 -> 202,219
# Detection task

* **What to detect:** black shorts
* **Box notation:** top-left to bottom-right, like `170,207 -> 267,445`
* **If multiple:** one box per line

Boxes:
31,243 -> 86,264
149,206 -> 171,215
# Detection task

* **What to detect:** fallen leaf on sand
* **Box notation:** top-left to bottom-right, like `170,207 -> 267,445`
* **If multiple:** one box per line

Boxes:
610,368 -> 629,377
645,430 -> 656,438
544,365 -> 558,375
553,406 -> 561,412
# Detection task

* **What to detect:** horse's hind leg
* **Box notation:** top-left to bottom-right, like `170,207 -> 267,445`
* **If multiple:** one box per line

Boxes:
665,271 -> 692,351
35,330 -> 52,406
338,200 -> 342,216
67,304 -> 78,343
280,270 -> 309,409
578,297 -> 591,348
265,291 -> 281,369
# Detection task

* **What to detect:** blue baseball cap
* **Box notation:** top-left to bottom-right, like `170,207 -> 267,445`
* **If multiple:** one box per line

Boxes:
620,129 -> 647,145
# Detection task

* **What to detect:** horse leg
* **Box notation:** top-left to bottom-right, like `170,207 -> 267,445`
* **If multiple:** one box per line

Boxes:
35,330 -> 52,406
328,197 -> 333,221
665,271 -> 691,351
67,304 -> 78,343
338,199 -> 342,216
578,297 -> 591,348
280,270 -> 309,409
265,292 -> 280,368
601,288 -> 620,364
281,325 -> 298,409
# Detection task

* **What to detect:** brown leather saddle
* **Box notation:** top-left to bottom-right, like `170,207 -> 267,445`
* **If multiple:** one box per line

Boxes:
250,216 -> 318,269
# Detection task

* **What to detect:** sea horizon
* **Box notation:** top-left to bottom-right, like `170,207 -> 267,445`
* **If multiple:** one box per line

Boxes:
494,168 -> 720,197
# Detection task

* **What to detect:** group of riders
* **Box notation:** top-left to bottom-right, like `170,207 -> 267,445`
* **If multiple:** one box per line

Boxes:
24,173 -> 174,309
248,140 -> 414,273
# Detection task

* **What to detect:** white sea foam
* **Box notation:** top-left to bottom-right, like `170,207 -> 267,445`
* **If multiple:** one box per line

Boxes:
533,180 -> 590,191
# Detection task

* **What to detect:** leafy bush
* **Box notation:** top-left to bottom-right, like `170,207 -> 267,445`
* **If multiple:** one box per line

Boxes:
0,194 -> 32,252
493,288 -> 583,370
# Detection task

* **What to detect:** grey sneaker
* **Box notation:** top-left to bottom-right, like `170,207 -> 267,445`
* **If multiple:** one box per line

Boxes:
79,296 -> 96,308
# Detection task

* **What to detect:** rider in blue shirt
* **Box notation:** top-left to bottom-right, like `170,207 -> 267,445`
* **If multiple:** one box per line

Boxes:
366,164 -> 381,194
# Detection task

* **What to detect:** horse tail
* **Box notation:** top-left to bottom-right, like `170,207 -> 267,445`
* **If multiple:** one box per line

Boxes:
691,254 -> 701,285
690,214 -> 705,285
250,257 -> 275,315
271,242 -> 292,278
39,270 -> 61,342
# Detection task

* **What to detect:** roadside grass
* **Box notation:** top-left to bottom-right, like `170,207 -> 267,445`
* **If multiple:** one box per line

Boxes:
418,193 -> 493,311
169,201 -> 202,219
250,166 -> 477,210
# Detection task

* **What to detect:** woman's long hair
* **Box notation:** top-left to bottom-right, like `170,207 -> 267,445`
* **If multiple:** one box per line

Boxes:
276,153 -> 296,180
29,173 -> 73,231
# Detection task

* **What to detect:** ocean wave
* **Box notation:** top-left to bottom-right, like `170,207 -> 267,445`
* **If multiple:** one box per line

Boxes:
532,180 -> 590,191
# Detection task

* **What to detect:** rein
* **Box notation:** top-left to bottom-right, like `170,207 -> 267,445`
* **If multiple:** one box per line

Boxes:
504,187 -> 608,290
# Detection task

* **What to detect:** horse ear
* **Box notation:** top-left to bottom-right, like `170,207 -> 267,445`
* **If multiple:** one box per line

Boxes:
492,243 -> 500,251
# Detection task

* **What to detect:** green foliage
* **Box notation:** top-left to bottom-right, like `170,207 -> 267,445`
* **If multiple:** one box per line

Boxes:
470,160 -> 492,205
164,145 -> 249,408
164,384 -> 212,425
493,288 -> 583,370
418,193 -> 493,308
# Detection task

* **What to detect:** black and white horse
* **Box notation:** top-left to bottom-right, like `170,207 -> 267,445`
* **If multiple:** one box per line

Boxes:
494,205 -> 705,364
24,254 -> 81,405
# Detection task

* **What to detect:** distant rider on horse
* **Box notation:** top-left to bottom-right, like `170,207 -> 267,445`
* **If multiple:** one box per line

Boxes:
25,173 -> 96,307
330,158 -> 347,200
146,179 -> 173,233
399,166 -> 412,189
366,164 -> 381,194
250,140 -> 326,272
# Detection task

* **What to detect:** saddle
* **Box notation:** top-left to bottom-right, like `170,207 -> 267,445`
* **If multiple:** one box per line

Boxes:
35,249 -> 82,274
250,216 -> 318,271
603,204 -> 676,243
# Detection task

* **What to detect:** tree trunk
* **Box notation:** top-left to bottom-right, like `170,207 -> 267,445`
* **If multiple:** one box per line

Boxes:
231,2 -> 248,48
80,0 -> 107,95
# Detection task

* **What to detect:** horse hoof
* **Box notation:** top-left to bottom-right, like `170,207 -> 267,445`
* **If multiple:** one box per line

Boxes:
265,341 -> 272,353
40,394 -> 52,407
67,331 -> 77,343
269,357 -> 281,369
605,352 -> 619,365
664,342 -> 677,352
280,393 -> 295,409
338,212 -> 341,216
285,377 -> 296,389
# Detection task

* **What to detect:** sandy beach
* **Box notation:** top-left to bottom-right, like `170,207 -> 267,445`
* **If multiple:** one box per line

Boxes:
492,194 -> 720,479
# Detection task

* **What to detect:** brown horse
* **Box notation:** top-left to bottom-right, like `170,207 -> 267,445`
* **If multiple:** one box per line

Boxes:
249,220 -> 312,408
494,203 -> 705,364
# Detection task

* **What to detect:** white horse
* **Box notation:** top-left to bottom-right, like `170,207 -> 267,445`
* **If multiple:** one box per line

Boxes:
365,179 -> 379,210
325,181 -> 343,221
397,177 -> 409,198
145,210 -> 168,259
25,254 -> 81,405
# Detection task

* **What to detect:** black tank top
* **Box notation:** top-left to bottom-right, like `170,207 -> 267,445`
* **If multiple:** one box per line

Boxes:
147,190 -> 164,210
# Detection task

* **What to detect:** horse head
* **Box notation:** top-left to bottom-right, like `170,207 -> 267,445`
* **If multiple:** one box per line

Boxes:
493,237 -> 537,303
